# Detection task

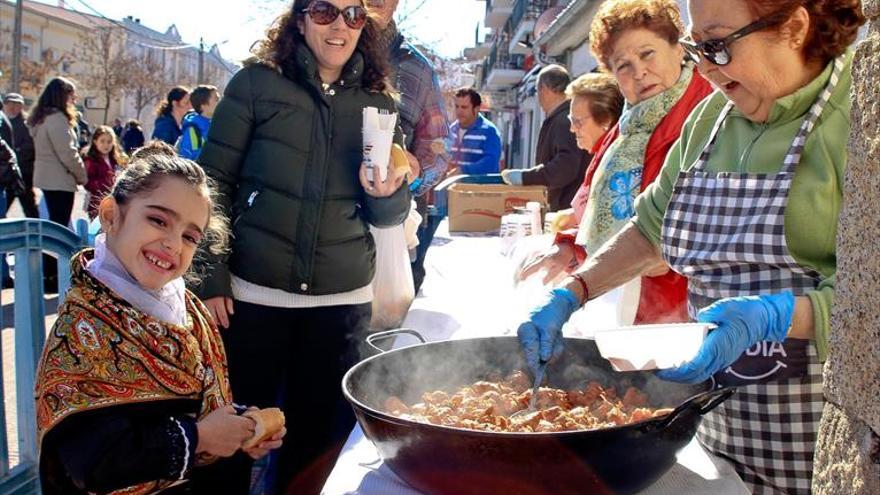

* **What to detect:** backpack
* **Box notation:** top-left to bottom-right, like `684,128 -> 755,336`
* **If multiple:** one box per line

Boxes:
175,123 -> 204,157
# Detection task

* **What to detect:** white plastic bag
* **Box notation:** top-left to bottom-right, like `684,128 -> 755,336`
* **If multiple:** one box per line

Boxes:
370,224 -> 415,330
403,201 -> 422,252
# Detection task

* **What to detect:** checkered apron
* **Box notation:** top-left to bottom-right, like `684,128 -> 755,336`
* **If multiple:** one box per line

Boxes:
660,57 -> 844,494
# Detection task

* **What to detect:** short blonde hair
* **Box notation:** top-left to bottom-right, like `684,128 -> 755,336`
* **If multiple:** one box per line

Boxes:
589,0 -> 684,71
565,72 -> 625,129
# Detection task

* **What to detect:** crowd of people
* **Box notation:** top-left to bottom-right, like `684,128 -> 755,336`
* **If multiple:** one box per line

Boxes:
0,0 -> 866,493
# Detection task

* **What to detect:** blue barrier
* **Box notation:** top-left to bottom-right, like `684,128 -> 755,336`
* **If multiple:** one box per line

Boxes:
0,218 -> 90,495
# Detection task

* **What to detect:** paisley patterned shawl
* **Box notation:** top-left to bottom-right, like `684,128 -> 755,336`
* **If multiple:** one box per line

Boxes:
35,249 -> 231,495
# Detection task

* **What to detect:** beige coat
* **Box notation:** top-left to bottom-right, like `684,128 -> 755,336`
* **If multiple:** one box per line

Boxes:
31,111 -> 86,191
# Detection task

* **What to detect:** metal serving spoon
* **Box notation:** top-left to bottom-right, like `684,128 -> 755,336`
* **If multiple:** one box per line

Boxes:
510,360 -> 548,420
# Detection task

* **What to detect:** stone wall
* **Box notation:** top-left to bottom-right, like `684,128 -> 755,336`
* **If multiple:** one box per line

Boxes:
813,1 -> 880,493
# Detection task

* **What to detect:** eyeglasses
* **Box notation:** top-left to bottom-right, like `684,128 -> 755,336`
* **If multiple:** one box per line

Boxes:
568,113 -> 592,130
679,11 -> 789,66
301,1 -> 368,30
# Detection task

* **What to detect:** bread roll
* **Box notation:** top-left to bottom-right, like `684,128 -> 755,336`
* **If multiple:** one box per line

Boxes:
242,407 -> 285,449
391,143 -> 416,183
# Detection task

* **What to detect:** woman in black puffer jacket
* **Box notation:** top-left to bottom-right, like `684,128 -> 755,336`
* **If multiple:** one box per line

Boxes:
191,1 -> 410,493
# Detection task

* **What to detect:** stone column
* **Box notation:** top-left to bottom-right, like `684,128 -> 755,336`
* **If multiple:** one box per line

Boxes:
813,2 -> 880,493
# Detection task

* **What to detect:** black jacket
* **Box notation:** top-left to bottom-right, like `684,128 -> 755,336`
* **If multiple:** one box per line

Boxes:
122,125 -> 145,153
522,100 -> 590,212
193,45 -> 410,299
0,112 -> 13,147
9,113 -> 35,174
40,400 -> 200,494
0,114 -> 24,193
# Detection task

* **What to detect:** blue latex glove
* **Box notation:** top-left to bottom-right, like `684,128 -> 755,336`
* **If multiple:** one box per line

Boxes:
501,169 -> 524,186
517,288 -> 580,375
656,292 -> 796,384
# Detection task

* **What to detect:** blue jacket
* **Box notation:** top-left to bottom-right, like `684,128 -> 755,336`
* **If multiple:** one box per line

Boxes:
151,114 -> 181,146
178,112 -> 211,160
450,114 -> 502,175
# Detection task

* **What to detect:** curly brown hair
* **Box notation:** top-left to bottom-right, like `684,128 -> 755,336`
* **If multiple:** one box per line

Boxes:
741,0 -> 864,65
589,0 -> 684,72
251,0 -> 391,93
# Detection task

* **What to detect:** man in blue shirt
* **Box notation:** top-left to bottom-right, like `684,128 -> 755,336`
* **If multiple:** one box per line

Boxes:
449,88 -> 502,175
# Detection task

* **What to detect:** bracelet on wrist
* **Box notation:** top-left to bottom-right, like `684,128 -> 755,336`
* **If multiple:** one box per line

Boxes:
570,273 -> 590,305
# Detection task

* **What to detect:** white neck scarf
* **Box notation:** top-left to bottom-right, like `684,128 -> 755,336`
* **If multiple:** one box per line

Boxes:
86,234 -> 188,326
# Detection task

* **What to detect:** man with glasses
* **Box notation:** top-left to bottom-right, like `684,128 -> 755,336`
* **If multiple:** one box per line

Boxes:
501,64 -> 589,212
367,0 -> 453,294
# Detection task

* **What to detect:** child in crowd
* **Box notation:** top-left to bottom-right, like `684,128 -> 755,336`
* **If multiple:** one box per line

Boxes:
83,125 -> 126,219
35,142 -> 284,494
122,119 -> 146,154
177,85 -> 219,161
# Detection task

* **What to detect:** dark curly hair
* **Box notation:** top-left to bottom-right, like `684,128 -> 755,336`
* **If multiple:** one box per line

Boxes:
251,0 -> 391,93
589,0 -> 684,72
742,0 -> 865,65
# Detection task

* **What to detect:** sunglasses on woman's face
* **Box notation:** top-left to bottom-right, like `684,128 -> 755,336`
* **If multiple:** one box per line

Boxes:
679,12 -> 787,66
302,1 -> 368,30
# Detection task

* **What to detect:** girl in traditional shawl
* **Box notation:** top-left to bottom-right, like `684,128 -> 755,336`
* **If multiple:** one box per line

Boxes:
35,142 -> 285,494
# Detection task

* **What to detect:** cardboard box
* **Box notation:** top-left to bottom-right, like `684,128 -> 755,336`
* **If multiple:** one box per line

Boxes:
447,184 -> 548,232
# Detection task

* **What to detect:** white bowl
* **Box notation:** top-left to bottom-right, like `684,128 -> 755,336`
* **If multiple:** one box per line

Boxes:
593,323 -> 715,372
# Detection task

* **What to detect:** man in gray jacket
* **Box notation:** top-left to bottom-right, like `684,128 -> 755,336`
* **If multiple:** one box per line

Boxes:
501,65 -> 590,212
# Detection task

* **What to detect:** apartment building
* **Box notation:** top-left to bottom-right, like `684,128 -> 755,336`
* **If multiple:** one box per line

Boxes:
0,0 -> 237,131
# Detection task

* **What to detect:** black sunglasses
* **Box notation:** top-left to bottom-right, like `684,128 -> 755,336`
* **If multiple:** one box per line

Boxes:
301,1 -> 368,30
679,11 -> 789,66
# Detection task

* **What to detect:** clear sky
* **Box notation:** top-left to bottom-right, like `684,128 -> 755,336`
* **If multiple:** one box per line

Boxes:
37,0 -> 488,62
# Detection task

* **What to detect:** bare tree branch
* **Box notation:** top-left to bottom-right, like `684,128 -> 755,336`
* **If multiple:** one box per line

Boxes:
123,51 -> 169,120
75,26 -> 135,124
395,0 -> 430,28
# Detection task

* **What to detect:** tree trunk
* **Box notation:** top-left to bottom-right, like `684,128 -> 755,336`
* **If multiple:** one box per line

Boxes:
103,92 -> 110,125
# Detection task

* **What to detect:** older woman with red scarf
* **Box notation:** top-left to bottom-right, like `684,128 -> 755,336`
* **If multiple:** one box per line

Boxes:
518,0 -> 712,324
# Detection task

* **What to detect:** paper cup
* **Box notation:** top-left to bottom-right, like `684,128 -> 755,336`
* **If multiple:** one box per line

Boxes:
363,129 -> 394,183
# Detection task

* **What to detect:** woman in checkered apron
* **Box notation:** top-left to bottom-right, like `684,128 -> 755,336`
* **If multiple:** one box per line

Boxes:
516,1 -> 865,493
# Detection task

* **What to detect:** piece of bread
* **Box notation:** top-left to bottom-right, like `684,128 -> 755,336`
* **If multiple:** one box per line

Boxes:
242,407 -> 285,449
391,143 -> 416,183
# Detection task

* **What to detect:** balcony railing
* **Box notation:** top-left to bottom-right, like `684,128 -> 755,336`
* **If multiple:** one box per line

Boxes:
482,42 -> 527,90
486,42 -> 525,72
507,0 -> 547,35
504,0 -> 549,53
484,0 -> 515,30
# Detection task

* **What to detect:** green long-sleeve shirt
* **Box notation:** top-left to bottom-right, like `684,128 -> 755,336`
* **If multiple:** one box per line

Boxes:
633,53 -> 853,361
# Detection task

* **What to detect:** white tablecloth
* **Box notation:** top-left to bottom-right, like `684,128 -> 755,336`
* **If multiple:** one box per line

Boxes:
322,223 -> 749,495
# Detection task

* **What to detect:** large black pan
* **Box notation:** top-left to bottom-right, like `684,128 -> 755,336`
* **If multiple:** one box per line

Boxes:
342,331 -> 734,495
